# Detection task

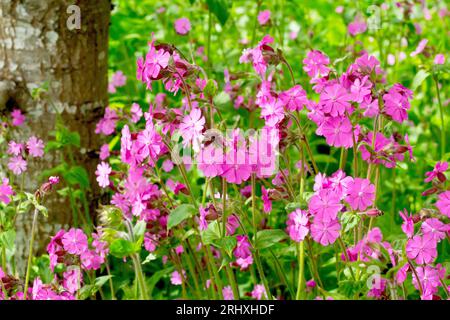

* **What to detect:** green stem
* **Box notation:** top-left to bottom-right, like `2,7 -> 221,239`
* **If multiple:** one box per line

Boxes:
131,253 -> 149,300
23,208 -> 39,300
433,75 -> 446,158
295,241 -> 305,300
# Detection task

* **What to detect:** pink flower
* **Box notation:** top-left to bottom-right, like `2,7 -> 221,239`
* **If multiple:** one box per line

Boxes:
99,144 -> 110,160
251,284 -> 267,300
222,286 -> 234,300
0,178 -> 14,204
257,10 -> 271,25
303,50 -> 330,78
63,269 -> 82,294
11,109 -> 25,126
197,144 -> 224,178
399,209 -> 414,238
329,170 -> 353,200
221,149 -> 252,184
279,85 -> 308,111
226,214 -> 240,236
95,162 -> 111,188
111,70 -> 127,87
137,38 -> 171,88
424,161 -> 448,183
367,278 -> 387,298
174,18 -> 191,35
436,191 -> 450,218
8,156 -> 27,175
321,116 -> 355,148
95,107 -> 118,136
350,76 -> 372,103
412,265 -> 445,300
348,18 -> 367,36
62,228 -> 88,255
309,189 -> 343,220
410,39 -> 428,57
311,216 -> 340,246
130,103 -> 143,123
170,270 -> 185,285
261,186 -> 272,213
434,54 -> 445,65
319,84 -> 352,117
260,97 -> 285,127
162,159 -> 174,172
406,234 -> 437,265
345,178 -> 375,211
179,108 -> 205,152
421,218 -> 450,242
26,136 -> 44,158
360,97 -> 379,118
7,141 -> 23,156
233,235 -> 252,259
144,233 -> 158,252
383,88 -> 410,123
286,209 -> 310,242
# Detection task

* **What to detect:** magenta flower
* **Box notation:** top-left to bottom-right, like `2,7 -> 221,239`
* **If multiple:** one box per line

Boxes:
311,216 -> 340,246
321,116 -> 355,148
95,162 -> 111,188
251,284 -> 267,300
99,144 -> 110,161
226,214 -> 240,236
286,209 -> 310,242
7,141 -> 23,156
383,89 -> 410,123
27,136 -> 45,158
221,149 -> 252,184
406,234 -> 437,265
399,209 -> 414,238
0,178 -> 14,204
279,85 -> 308,111
345,178 -> 375,211
233,235 -> 252,259
412,265 -> 445,300
261,186 -> 272,213
11,109 -> 25,126
130,103 -> 143,123
424,161 -> 448,183
435,191 -> 450,218
350,76 -> 372,103
8,156 -> 27,175
95,107 -> 118,136
348,18 -> 367,36
421,218 -> 450,242
62,228 -> 88,255
137,38 -> 171,88
257,10 -> 271,26
174,18 -> 191,35
170,270 -> 185,285
319,84 -> 352,117
222,285 -> 235,300
434,54 -> 445,65
111,70 -> 127,87
303,50 -> 330,78
260,97 -> 285,127
410,39 -> 428,57
309,189 -> 343,220
179,108 -> 205,152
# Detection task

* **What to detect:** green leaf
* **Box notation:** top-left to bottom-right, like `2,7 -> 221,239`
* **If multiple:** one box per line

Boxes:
340,212 -> 360,233
64,166 -> 90,189
411,69 -> 430,90
133,220 -> 146,239
142,253 -> 157,265
109,238 -> 139,258
206,0 -> 231,26
212,236 -> 236,257
201,220 -> 221,245
255,229 -> 288,250
167,204 -> 196,230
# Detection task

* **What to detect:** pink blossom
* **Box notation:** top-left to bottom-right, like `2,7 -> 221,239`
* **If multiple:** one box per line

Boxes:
222,286 -> 234,300
130,103 -> 143,123
261,186 -> 272,213
436,191 -> 450,218
0,178 -> 14,204
350,76 -> 372,103
233,235 -> 252,259
95,107 -> 118,136
320,116 -> 355,148
8,156 -> 27,175
434,54 -> 445,65
62,228 -> 88,255
412,265 -> 445,300
360,97 -> 379,118
387,54 -> 396,66
348,18 -> 367,36
137,37 -> 171,89
197,145 -> 224,178
174,18 -> 191,35
367,278 -> 387,298
11,109 -> 25,126
260,97 -> 285,127
95,162 -> 111,188
311,216 -> 340,246
406,234 -> 437,265
162,159 -> 174,172
345,178 -> 375,211
251,284 -> 267,300
303,50 -> 330,78
329,170 -> 353,200
399,209 -> 414,238
221,150 -> 252,184
7,141 -> 23,156
179,108 -> 205,152
309,189 -> 343,220
226,214 -> 240,236
383,88 -> 410,123
99,144 -> 110,160
257,10 -> 271,25
144,233 -> 158,252
424,161 -> 448,183
410,39 -> 428,57
26,136 -> 45,158
170,270 -> 185,285
286,209 -> 310,242
279,85 -> 308,111
111,70 -> 127,87
421,218 -> 450,242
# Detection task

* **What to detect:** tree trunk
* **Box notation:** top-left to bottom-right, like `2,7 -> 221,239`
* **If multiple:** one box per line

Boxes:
0,0 -> 110,274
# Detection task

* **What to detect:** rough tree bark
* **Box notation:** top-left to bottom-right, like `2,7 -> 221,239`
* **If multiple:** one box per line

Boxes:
0,0 -> 110,273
